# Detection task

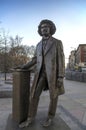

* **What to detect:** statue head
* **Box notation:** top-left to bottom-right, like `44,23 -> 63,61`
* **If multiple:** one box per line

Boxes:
38,19 -> 56,36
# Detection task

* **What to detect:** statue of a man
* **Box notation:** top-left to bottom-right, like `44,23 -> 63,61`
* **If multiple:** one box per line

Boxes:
19,19 -> 65,127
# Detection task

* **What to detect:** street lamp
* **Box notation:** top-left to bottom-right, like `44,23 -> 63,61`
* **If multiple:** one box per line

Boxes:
4,38 -> 7,81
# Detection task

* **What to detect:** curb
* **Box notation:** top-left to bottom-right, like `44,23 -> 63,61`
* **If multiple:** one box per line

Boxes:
0,90 -> 12,98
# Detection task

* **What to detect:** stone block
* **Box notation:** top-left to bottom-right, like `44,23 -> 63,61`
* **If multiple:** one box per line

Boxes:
12,70 -> 30,123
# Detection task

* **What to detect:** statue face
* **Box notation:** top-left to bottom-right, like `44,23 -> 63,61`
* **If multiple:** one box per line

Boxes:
41,23 -> 50,37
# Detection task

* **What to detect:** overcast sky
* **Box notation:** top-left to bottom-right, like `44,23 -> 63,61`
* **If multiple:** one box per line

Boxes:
0,0 -> 86,63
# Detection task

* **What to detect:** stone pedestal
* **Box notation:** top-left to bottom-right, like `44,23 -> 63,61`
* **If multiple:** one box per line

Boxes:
6,113 -> 71,130
12,69 -> 30,123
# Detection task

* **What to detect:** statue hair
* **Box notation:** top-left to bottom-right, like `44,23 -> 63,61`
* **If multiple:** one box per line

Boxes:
38,19 -> 56,36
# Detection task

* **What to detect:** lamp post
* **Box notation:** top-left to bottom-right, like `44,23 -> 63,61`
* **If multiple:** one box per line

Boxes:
4,38 -> 7,81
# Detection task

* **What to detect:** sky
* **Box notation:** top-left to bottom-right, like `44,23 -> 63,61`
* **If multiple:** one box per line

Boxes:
0,0 -> 86,64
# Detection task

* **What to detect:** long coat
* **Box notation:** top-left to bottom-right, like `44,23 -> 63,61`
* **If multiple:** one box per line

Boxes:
29,36 -> 65,99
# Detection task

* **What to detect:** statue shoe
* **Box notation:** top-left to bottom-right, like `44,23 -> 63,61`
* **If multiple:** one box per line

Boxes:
41,118 -> 53,127
19,117 -> 34,128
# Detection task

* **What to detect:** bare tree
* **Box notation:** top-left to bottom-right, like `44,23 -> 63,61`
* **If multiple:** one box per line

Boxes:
0,25 -> 36,78
23,45 -> 36,58
9,35 -> 30,68
0,27 -> 9,80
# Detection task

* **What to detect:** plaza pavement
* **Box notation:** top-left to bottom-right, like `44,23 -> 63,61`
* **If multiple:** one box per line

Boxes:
0,78 -> 86,130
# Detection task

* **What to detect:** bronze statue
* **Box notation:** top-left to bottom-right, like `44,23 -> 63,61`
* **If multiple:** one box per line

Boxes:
19,19 -> 65,128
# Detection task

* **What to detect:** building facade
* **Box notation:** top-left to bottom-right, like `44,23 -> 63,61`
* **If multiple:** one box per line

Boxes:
69,50 -> 76,70
68,44 -> 86,70
75,44 -> 86,67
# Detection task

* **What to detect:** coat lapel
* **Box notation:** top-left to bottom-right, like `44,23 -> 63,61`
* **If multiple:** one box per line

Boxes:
38,37 -> 53,56
38,41 -> 42,55
44,37 -> 53,55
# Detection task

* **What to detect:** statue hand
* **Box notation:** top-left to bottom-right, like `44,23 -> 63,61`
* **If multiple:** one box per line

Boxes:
13,65 -> 26,70
20,65 -> 28,69
13,66 -> 21,69
57,78 -> 63,87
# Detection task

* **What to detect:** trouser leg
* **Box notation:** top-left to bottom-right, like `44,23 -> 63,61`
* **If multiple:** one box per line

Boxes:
28,72 -> 47,119
28,97 -> 39,118
48,96 -> 58,119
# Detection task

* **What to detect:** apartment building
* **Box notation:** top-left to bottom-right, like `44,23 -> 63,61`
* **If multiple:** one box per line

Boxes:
75,44 -> 86,66
69,50 -> 76,70
68,44 -> 86,70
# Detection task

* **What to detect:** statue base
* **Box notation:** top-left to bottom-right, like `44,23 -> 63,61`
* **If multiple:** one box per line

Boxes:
6,112 -> 70,130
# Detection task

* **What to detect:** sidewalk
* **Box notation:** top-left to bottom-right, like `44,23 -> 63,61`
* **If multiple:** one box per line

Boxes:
0,79 -> 86,130
0,79 -> 12,98
58,79 -> 86,130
